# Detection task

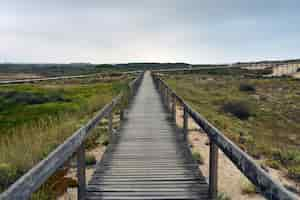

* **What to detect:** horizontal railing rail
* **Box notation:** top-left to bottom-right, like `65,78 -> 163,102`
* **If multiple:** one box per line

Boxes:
152,72 -> 297,200
150,66 -> 235,73
0,72 -> 144,200
0,70 -> 143,85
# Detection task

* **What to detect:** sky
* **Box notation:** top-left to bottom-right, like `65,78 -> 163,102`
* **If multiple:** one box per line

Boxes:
0,0 -> 300,64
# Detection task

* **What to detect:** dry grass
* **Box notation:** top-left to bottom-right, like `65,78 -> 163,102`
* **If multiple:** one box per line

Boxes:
0,75 -> 130,192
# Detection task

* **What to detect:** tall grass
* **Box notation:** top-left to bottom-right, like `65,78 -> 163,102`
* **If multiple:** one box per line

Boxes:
0,77 -> 129,191
164,72 -> 300,182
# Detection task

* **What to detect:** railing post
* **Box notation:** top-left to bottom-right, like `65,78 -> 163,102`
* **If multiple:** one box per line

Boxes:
77,144 -> 86,200
164,87 -> 168,107
166,88 -> 170,110
172,95 -> 176,122
209,141 -> 218,199
108,109 -> 113,138
183,106 -> 188,141
120,109 -> 124,121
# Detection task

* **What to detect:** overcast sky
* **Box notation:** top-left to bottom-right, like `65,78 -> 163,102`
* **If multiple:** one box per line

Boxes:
1,0 -> 300,64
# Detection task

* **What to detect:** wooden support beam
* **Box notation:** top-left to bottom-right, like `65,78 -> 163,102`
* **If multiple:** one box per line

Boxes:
77,144 -> 86,200
166,88 -> 171,111
108,110 -> 113,138
172,95 -> 176,122
120,109 -> 124,121
183,106 -> 188,141
209,141 -> 218,199
164,87 -> 168,107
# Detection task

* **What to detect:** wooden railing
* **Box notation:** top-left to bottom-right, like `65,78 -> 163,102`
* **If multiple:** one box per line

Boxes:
152,72 -> 298,200
0,72 -> 144,200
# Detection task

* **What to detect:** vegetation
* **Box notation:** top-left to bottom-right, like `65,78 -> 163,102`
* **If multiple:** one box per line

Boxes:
217,192 -> 231,200
85,154 -> 97,165
222,101 -> 252,120
239,83 -> 256,92
192,151 -> 204,165
164,70 -> 300,182
241,180 -> 258,195
0,75 -> 130,192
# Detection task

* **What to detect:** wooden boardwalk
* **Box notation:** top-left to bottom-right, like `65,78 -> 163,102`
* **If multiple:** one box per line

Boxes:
86,72 -> 209,200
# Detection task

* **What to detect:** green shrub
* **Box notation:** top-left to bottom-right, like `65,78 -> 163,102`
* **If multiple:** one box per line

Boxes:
239,83 -> 256,92
85,154 -> 96,165
241,180 -> 257,195
217,192 -> 231,200
288,166 -> 300,181
101,136 -> 109,146
192,151 -> 204,165
222,101 -> 252,120
0,91 -> 69,105
0,163 -> 18,191
265,159 -> 281,170
271,149 -> 300,166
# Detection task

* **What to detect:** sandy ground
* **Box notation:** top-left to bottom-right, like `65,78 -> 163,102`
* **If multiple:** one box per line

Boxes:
173,104 -> 298,199
0,73 -> 42,81
292,72 -> 300,79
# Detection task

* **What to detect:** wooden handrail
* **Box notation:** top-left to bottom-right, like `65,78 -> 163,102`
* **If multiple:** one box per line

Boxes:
0,72 -> 144,200
152,72 -> 298,200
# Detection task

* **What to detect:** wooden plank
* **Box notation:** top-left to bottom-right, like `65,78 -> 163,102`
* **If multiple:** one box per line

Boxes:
86,72 -> 209,200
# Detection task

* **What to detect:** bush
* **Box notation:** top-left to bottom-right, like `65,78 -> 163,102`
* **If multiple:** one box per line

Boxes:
241,180 -> 258,195
101,137 -> 109,146
0,163 -> 18,191
217,192 -> 231,200
192,151 -> 204,165
222,101 -> 251,120
271,149 -> 300,166
85,154 -> 96,165
265,159 -> 281,170
239,83 -> 256,92
0,91 -> 69,105
288,166 -> 300,181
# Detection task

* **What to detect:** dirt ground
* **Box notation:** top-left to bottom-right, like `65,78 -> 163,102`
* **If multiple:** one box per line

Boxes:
0,73 -> 42,81
174,104 -> 298,200
292,72 -> 300,79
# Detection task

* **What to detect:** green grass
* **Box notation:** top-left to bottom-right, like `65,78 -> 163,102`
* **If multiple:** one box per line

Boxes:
192,151 -> 204,165
217,192 -> 231,200
241,180 -> 257,195
164,72 -> 300,182
0,75 -> 131,192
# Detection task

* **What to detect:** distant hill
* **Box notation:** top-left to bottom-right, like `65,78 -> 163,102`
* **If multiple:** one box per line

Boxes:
0,62 -> 239,77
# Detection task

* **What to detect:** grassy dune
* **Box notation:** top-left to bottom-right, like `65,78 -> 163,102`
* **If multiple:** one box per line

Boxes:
0,75 -> 130,191
164,71 -> 300,182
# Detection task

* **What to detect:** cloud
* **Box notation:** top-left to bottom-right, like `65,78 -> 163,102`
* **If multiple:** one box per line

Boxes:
0,0 -> 300,63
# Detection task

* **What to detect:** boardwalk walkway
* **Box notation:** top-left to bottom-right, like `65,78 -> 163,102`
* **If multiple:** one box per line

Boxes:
86,72 -> 209,200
